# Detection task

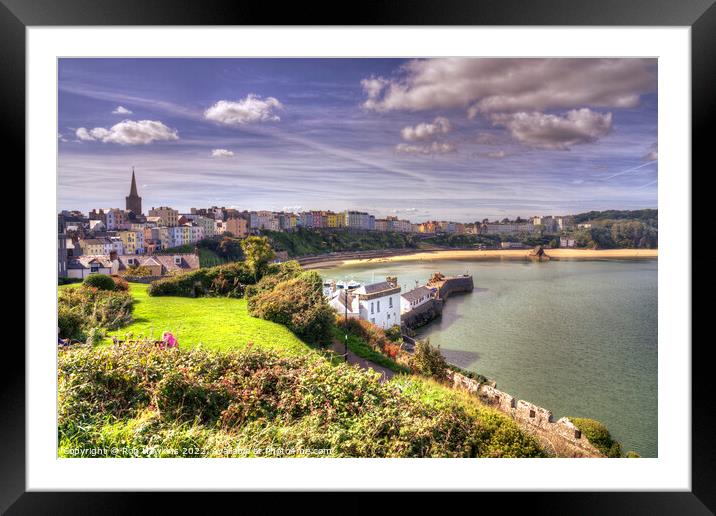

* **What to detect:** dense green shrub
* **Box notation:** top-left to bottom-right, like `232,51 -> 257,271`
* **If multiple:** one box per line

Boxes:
245,260 -> 304,310
83,273 -> 116,291
147,261 -> 255,298
411,339 -> 449,381
248,271 -> 334,345
58,342 -> 545,458
58,286 -> 134,334
58,304 -> 84,341
58,277 -> 82,286
569,417 -> 623,457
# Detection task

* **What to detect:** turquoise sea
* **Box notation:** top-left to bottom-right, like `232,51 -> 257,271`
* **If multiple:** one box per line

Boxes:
317,258 -> 658,457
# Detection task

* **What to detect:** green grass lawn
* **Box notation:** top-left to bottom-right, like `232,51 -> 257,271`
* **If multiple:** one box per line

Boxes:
104,283 -> 310,354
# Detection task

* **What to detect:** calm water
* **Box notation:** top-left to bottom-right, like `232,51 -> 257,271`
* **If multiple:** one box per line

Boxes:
317,259 -> 658,457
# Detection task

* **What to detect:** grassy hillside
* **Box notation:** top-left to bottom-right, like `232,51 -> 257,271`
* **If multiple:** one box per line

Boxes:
263,228 -> 418,257
58,342 -> 545,458
106,283 -> 309,354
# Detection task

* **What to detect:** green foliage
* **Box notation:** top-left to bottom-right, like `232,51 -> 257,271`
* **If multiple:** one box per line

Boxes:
58,342 -> 545,458
249,271 -> 334,345
245,260 -> 304,311
264,228 -> 418,257
411,339 -> 449,381
148,261 -> 255,298
625,451 -> 641,458
572,209 -> 657,224
58,304 -> 84,341
83,273 -> 116,291
240,236 -> 275,280
569,417 -> 624,457
58,277 -> 82,286
58,286 -> 135,341
330,324 -> 408,374
384,325 -> 403,343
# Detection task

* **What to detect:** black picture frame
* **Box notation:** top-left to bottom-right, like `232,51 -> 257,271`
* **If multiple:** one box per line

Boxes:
5,0 -> 708,513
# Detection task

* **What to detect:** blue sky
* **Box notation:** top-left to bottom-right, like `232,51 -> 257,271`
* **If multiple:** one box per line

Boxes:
58,58 -> 657,222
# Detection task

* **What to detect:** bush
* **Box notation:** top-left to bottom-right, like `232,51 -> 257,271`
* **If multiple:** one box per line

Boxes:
58,304 -> 84,341
110,274 -> 129,291
569,417 -> 623,457
57,342 -> 545,458
249,271 -> 334,345
410,339 -> 449,381
148,261 -> 255,298
58,277 -> 82,286
245,260 -> 304,311
384,326 -> 403,342
83,273 -> 116,291
58,286 -> 134,335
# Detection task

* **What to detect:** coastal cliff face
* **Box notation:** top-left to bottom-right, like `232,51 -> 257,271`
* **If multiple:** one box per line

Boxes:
446,370 -> 603,458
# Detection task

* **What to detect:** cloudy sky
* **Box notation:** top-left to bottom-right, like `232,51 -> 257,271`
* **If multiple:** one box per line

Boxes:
58,58 -> 657,222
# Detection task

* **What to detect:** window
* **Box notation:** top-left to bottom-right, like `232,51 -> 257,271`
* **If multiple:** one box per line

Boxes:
574,430 -> 581,439
529,409 -> 536,418
370,318 -> 375,324
174,256 -> 182,265
370,302 -> 374,314
377,301 -> 380,312
90,265 -> 99,273
389,297 -> 393,308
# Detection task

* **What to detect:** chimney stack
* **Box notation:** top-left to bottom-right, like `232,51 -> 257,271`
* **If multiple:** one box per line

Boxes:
386,275 -> 398,287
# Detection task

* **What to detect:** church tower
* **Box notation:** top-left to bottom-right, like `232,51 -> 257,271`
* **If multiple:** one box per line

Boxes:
125,167 -> 142,215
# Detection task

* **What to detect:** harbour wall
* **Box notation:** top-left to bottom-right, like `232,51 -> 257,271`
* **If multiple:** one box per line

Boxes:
446,370 -> 603,458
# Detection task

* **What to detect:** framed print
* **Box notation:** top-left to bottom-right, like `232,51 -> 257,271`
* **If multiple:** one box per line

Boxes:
6,0 -> 709,513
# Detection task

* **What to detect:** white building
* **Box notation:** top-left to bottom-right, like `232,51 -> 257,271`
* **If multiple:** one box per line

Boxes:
352,279 -> 401,329
400,286 -> 434,314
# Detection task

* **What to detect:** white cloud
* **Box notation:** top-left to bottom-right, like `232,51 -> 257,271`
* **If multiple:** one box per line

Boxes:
479,150 -> 507,159
490,109 -> 613,150
204,95 -> 284,125
282,205 -> 303,212
74,120 -> 179,145
112,105 -> 133,115
395,141 -> 457,155
210,148 -> 235,158
361,58 -> 655,115
58,132 -> 68,142
644,143 -> 658,161
401,116 -> 452,141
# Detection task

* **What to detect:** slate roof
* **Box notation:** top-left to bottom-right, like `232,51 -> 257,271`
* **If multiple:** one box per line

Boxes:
401,286 -> 433,303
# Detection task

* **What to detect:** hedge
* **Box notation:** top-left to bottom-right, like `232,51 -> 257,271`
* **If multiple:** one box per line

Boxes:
147,261 -> 255,298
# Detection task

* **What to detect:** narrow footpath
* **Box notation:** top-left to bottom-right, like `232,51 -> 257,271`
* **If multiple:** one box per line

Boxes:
329,340 -> 395,383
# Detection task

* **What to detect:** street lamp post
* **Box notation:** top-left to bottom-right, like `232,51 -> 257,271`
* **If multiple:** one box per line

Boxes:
344,288 -> 348,362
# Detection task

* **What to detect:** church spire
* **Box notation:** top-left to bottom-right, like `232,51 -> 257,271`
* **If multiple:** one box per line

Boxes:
129,166 -> 138,196
126,167 -> 142,215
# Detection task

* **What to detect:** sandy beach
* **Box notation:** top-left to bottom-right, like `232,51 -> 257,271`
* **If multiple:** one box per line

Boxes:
303,248 -> 658,268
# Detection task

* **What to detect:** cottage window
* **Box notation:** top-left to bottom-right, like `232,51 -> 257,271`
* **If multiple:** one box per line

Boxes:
90,265 -> 99,273
529,409 -> 536,418
370,302 -> 374,314
389,297 -> 393,308
377,301 -> 380,312
575,429 -> 581,439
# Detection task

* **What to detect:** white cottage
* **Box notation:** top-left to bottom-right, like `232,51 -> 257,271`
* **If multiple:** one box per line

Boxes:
353,279 -> 401,329
400,285 -> 434,314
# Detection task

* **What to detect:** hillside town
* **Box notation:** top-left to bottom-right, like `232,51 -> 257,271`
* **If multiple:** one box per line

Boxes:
58,169 -> 588,278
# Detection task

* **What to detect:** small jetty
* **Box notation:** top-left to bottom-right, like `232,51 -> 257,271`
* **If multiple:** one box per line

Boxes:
426,272 -> 474,300
401,272 -> 474,335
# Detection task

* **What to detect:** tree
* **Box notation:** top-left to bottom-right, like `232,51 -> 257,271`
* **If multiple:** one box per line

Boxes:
240,235 -> 275,281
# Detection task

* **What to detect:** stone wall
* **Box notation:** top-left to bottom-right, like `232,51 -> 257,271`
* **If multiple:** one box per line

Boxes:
435,275 -> 474,300
445,370 -> 603,458
401,298 -> 443,330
